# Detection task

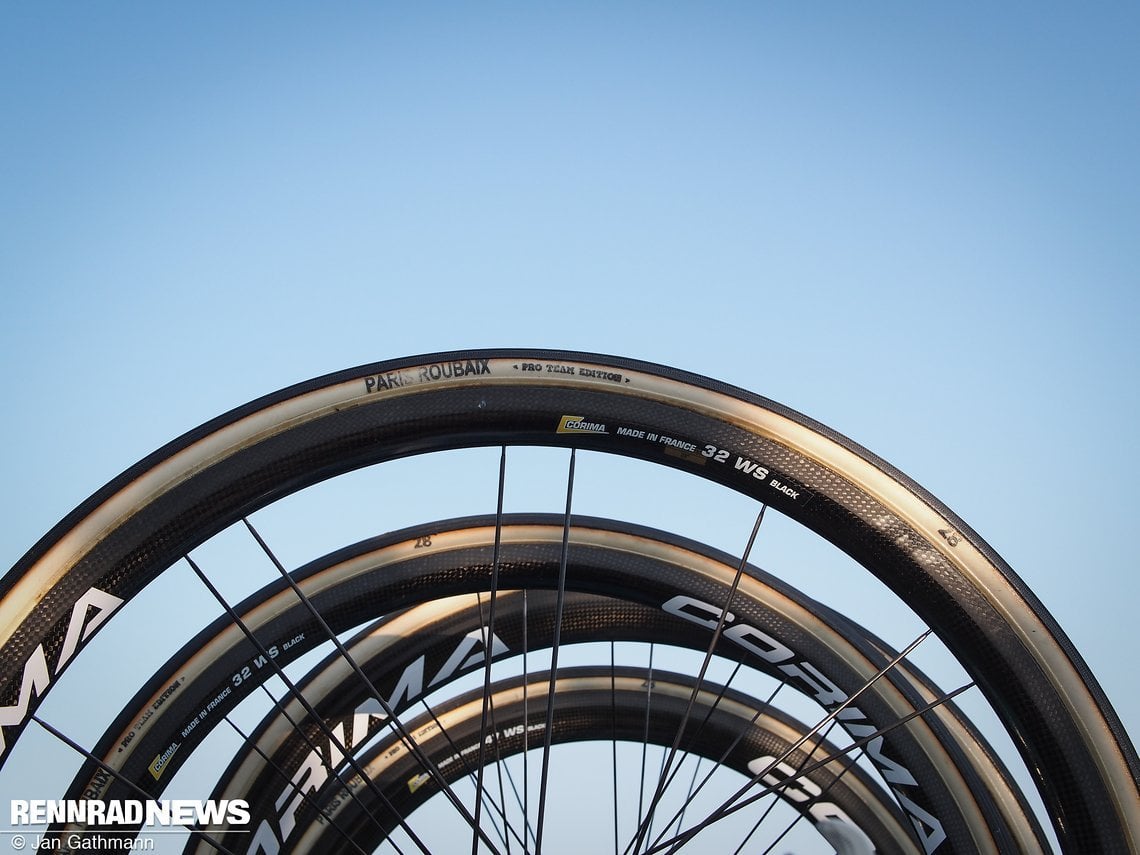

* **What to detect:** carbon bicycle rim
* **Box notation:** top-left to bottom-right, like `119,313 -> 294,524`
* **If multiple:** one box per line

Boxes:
64,516 -> 1044,852
2,349 -> 1137,852
291,665 -> 918,855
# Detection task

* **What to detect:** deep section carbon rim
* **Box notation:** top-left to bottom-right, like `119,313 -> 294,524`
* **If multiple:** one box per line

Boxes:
2,349 -> 1137,852
64,516 -> 1045,852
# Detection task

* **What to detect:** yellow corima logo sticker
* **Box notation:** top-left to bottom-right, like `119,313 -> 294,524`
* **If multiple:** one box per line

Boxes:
407,772 -> 431,794
557,415 -> 608,435
149,743 -> 179,781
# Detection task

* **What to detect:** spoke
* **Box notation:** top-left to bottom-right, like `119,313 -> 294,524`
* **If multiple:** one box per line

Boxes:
651,653 -> 973,854
470,594 -> 521,855
185,552 -> 425,855
626,505 -> 767,855
350,667 -> 523,853
492,748 -> 534,852
730,768 -> 783,854
733,718 -> 843,855
490,693 -> 514,855
240,517 -> 504,855
665,660 -> 747,837
256,631 -> 518,853
752,725 -> 868,855
522,589 -> 532,850
533,448 -> 577,855
30,715 -> 238,855
402,680 -> 521,853
220,714 -> 373,855
657,682 -> 977,853
646,733 -> 670,850
636,644 -> 657,852
423,603 -> 534,852
643,680 -> 787,853
611,642 -> 620,855
631,646 -> 741,850
473,446 -> 510,855
674,756 -> 703,842
699,628 -> 933,837
248,679 -> 399,850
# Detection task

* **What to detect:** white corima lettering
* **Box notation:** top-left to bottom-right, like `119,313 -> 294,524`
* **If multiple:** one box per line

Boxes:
556,415 -> 608,435
810,800 -> 866,828
57,588 -> 123,667
777,661 -> 847,708
250,628 -> 509,853
275,721 -> 345,842
748,755 -> 825,803
662,594 -> 947,853
356,656 -> 424,721
748,755 -> 872,846
0,586 -> 124,759
564,419 -> 605,432
724,623 -> 794,664
428,628 -> 508,689
839,717 -> 918,787
249,818 -> 283,855
893,791 -> 948,853
662,595 -> 733,630
0,647 -> 48,760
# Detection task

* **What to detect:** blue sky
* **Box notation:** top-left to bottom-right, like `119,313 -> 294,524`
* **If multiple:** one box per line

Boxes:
2,3 -> 1138,850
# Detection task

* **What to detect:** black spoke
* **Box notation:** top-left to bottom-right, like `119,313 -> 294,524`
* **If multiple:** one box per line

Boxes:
491,744 -> 533,853
30,715 -> 238,855
402,678 -> 525,854
650,634 -> 955,854
220,714 -> 373,855
184,552 -> 425,855
626,505 -> 767,855
657,681 -> 977,853
401,669 -> 520,853
611,642 -> 620,855
275,612 -> 523,853
522,589 -> 533,851
533,448 -> 577,855
363,656 -> 525,853
674,756 -> 703,843
751,720 -> 871,855
642,680 -> 787,853
636,644 -> 656,852
249,678 -> 401,851
733,718 -> 843,855
471,594 -> 520,855
473,446 -> 510,855
240,517 -> 504,855
664,660 -> 747,839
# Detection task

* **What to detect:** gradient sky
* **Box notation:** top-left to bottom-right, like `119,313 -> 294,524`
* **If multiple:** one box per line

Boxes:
2,4 -> 1138,850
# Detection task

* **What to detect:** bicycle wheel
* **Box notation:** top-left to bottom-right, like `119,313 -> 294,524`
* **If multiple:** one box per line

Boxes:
291,665 -> 915,855
58,516 -> 1044,853
3,349 -> 1136,852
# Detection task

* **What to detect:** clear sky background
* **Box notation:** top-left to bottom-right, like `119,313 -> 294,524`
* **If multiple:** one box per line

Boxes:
2,3 -> 1138,851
